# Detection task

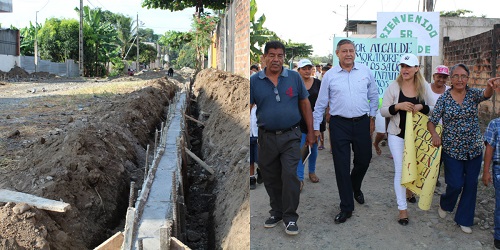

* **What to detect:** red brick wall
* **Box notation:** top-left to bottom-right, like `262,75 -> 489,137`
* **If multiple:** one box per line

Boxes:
214,0 -> 250,79
234,0 -> 250,78
443,24 -> 500,124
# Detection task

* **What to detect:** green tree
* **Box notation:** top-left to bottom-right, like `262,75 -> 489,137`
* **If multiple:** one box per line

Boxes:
79,6 -> 118,76
127,42 -> 158,66
175,43 -> 196,68
142,0 -> 226,15
190,13 -> 219,71
285,41 -> 313,65
37,18 -> 79,62
101,11 -> 134,59
158,30 -> 193,67
19,22 -> 40,56
250,0 -> 281,64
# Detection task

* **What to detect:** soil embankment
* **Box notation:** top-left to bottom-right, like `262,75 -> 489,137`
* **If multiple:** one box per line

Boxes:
192,68 -> 250,249
0,70 -> 181,249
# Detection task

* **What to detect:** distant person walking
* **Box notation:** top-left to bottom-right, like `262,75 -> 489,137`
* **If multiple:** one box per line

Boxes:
428,64 -> 496,234
313,39 -> 378,224
250,41 -> 315,235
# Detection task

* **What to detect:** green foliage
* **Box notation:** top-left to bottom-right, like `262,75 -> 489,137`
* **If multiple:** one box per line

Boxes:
285,41 -> 313,63
127,43 -> 158,65
19,22 -> 40,56
309,55 -> 332,65
440,9 -> 473,17
109,57 -> 125,77
250,0 -> 281,64
175,43 -> 196,68
190,13 -> 219,71
142,0 -> 226,12
159,31 -> 193,50
38,18 -> 79,62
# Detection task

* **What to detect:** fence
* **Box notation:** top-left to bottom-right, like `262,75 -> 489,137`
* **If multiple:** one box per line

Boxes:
20,56 -> 79,77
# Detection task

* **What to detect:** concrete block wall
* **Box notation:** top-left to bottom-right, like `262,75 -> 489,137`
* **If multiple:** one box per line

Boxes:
443,24 -> 500,122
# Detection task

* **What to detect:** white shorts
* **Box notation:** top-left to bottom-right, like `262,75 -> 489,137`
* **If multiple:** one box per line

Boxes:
375,110 -> 386,134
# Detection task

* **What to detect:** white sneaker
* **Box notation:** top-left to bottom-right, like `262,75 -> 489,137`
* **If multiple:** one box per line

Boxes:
460,225 -> 472,234
438,207 -> 447,219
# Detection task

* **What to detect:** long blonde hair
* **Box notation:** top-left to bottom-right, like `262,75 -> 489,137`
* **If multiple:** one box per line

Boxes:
396,68 -> 427,101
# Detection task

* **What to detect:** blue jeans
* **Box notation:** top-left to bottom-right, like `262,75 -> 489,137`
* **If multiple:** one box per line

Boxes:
297,133 -> 318,181
492,164 -> 500,240
440,151 -> 482,227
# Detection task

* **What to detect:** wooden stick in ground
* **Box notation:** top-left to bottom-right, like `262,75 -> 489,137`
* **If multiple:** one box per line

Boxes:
182,113 -> 205,126
184,147 -> 214,175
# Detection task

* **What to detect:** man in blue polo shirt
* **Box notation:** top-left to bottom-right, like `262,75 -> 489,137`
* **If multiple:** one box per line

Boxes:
250,41 -> 315,236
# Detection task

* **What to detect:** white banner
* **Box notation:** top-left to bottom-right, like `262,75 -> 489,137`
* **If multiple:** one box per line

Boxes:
377,12 -> 440,56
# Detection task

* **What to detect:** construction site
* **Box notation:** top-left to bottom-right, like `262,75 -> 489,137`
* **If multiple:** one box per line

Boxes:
0,67 -> 249,249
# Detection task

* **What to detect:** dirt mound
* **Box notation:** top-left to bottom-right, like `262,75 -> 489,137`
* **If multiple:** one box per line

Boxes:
0,77 -> 178,249
4,66 -> 29,78
192,68 -> 249,249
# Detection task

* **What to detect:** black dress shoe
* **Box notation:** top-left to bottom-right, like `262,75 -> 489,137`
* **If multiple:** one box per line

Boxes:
398,218 -> 409,226
494,239 -> 500,249
406,195 -> 416,203
354,191 -> 365,204
334,211 -> 352,224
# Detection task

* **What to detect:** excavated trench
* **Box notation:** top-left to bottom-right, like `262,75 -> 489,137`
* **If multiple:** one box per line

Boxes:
183,93 -> 216,249
0,68 -> 248,249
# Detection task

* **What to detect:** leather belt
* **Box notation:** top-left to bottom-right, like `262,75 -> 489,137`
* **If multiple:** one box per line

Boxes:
333,114 -> 367,122
260,123 -> 300,135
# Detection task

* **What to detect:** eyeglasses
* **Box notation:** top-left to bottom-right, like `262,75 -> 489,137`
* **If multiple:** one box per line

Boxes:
451,75 -> 469,81
273,87 -> 280,102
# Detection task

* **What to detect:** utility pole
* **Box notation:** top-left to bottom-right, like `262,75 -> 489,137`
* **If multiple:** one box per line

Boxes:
136,13 -> 139,72
34,11 -> 38,72
423,0 -> 434,82
340,5 -> 352,37
79,0 -> 84,76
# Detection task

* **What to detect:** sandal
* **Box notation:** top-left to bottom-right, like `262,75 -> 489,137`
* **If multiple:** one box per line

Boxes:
318,145 -> 325,150
309,173 -> 320,183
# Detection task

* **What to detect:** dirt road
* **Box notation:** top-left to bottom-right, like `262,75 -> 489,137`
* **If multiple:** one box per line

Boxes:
251,135 -> 496,249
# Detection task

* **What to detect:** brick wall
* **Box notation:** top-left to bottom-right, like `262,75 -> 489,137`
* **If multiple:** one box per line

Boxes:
214,0 -> 250,79
233,0 -> 250,78
443,24 -> 500,125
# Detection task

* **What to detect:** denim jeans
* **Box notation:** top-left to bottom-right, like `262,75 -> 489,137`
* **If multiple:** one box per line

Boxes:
492,164 -> 500,240
440,151 -> 482,227
297,133 -> 318,181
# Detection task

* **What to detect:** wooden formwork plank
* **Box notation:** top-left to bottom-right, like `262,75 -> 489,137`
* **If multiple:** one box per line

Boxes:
0,189 -> 70,212
94,231 -> 123,250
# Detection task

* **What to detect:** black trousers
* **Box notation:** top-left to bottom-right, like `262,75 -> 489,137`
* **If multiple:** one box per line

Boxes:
258,127 -> 301,223
329,115 -> 372,212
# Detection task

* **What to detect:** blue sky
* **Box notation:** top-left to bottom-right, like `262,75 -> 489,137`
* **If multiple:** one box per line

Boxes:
0,0 -> 196,35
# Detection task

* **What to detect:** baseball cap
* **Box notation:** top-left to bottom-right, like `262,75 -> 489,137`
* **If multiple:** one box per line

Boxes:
399,53 -> 419,67
433,65 -> 449,75
297,59 -> 313,68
